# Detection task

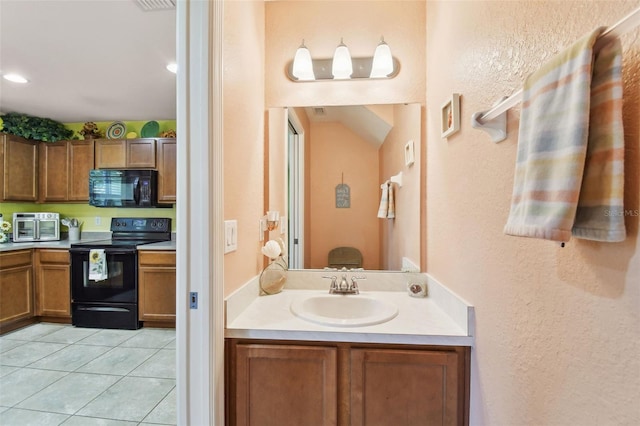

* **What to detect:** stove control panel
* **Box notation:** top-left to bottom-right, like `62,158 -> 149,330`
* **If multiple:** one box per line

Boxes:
110,218 -> 172,233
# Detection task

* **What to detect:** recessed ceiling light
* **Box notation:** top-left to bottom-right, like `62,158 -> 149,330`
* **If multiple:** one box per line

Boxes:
166,63 -> 177,74
3,74 -> 29,83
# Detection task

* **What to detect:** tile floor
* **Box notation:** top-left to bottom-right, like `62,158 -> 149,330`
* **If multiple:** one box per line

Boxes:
0,323 -> 176,426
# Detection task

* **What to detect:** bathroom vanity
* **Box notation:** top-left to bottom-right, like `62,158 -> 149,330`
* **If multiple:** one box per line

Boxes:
225,271 -> 474,425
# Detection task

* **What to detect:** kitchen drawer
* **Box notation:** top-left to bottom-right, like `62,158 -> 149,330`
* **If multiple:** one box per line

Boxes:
0,250 -> 32,268
139,251 -> 176,266
38,249 -> 69,264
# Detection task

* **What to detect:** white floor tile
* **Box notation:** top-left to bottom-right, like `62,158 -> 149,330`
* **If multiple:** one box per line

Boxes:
0,338 -> 27,354
128,349 -> 175,379
0,323 -> 176,425
17,372 -> 121,415
77,329 -> 142,347
0,365 -> 19,378
29,344 -> 112,372
118,329 -> 176,349
0,341 -> 67,367
0,407 -> 70,426
61,415 -> 138,425
0,367 -> 67,406
76,347 -> 158,376
1,323 -> 66,341
36,326 -> 100,344
142,386 -> 176,425
76,376 -> 175,422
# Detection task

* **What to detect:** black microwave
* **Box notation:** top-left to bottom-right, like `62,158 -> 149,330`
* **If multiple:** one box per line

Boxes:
89,169 -> 168,208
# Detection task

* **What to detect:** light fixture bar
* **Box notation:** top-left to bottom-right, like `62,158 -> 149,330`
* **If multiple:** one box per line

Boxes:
287,57 -> 400,82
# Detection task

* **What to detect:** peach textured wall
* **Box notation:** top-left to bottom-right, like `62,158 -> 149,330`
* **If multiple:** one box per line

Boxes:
426,1 -> 639,424
267,106 -> 287,243
379,103 -> 421,270
223,0 -> 266,295
265,1 -> 426,107
308,121 -> 380,269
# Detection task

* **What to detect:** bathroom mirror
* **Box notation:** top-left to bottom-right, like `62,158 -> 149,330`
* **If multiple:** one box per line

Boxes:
269,103 -> 422,272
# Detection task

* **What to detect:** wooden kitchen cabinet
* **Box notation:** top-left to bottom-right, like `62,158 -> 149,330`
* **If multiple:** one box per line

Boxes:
226,340 -> 470,426
138,250 -> 176,326
95,138 -> 156,169
34,249 -> 71,320
156,138 -> 176,203
39,139 -> 94,202
226,342 -> 338,426
0,250 -> 35,334
0,133 -> 38,201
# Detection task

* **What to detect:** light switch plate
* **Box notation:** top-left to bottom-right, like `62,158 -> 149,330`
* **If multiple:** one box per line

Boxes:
224,220 -> 238,253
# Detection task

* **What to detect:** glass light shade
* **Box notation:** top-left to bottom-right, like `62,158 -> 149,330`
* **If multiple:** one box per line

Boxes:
331,39 -> 353,79
292,42 -> 315,81
370,39 -> 393,78
2,73 -> 28,83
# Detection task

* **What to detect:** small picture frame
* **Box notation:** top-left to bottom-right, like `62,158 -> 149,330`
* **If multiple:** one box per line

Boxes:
404,140 -> 415,166
441,93 -> 460,138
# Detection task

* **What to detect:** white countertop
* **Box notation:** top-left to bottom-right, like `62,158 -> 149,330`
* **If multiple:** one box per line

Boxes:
225,270 -> 475,346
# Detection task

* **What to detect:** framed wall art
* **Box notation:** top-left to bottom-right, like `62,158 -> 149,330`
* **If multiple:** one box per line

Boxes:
441,93 -> 461,138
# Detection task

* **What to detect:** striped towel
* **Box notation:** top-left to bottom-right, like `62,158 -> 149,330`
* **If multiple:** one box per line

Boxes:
377,181 -> 395,219
504,28 -> 626,243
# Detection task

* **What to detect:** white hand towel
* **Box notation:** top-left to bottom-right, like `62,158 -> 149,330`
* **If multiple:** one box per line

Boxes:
89,249 -> 108,281
377,182 -> 390,218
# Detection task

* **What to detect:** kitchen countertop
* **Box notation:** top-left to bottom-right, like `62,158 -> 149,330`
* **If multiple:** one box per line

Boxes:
225,270 -> 475,346
0,233 -> 176,252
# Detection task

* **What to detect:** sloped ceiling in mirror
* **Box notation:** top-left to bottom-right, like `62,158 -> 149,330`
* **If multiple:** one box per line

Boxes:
304,105 -> 393,148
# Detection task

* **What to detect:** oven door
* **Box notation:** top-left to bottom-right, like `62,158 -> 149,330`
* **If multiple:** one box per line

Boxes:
70,249 -> 138,303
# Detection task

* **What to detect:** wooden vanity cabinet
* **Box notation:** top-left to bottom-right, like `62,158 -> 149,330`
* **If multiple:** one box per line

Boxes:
39,139 -> 94,202
226,339 -> 470,426
156,138 -> 177,203
138,250 -> 176,327
0,133 -> 38,201
0,250 -> 35,334
226,342 -> 338,426
34,249 -> 71,320
95,138 -> 156,169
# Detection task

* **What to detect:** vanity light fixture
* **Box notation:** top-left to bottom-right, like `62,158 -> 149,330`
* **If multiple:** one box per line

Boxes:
2,73 -> 29,83
370,36 -> 393,78
292,40 -> 315,81
286,36 -> 399,82
331,38 -> 353,80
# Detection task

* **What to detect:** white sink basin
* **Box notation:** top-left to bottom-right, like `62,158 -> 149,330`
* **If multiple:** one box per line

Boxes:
290,294 -> 399,327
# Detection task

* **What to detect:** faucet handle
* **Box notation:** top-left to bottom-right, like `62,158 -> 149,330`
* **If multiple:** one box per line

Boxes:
323,275 -> 338,292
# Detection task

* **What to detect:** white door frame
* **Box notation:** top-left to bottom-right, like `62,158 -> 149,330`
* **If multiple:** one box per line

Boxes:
176,0 -> 225,424
287,108 -> 305,269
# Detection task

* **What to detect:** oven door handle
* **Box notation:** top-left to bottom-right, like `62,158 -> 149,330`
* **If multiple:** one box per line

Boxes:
77,306 -> 131,313
133,177 -> 141,205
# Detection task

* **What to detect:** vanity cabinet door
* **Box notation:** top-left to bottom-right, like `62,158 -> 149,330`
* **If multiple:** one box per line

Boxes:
227,342 -> 338,426
350,348 -> 464,426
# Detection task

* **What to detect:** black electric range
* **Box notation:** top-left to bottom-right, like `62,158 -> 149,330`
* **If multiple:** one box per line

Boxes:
69,217 -> 172,330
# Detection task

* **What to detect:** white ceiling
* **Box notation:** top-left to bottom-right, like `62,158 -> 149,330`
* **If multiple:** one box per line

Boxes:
0,0 -> 176,123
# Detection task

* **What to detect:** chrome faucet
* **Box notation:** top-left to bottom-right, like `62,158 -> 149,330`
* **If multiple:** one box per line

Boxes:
323,273 -> 365,294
